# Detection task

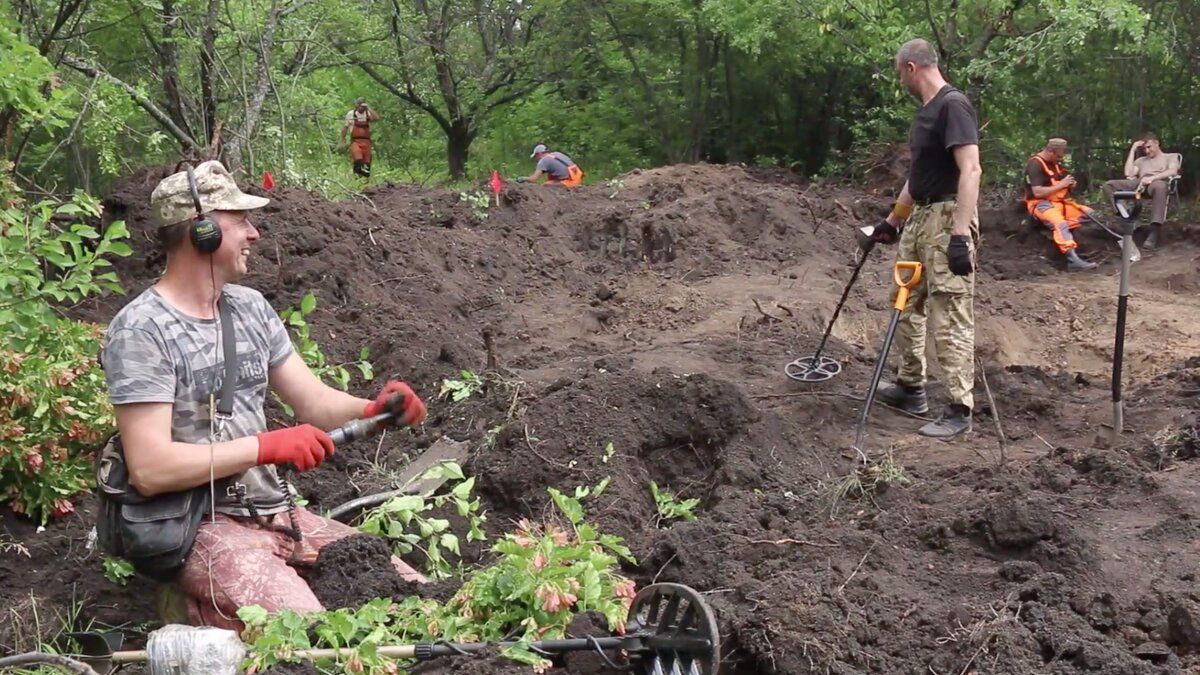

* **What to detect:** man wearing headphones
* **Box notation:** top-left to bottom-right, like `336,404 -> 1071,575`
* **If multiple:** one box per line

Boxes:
101,160 -> 427,628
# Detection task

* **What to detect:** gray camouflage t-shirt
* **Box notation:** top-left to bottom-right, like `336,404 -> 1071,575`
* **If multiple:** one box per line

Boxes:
102,284 -> 294,516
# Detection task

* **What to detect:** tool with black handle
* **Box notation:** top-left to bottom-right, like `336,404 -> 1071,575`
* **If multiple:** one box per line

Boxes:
785,243 -> 874,383
275,411 -> 396,567
328,412 -> 395,445
852,261 -> 923,460
1108,218 -> 1138,439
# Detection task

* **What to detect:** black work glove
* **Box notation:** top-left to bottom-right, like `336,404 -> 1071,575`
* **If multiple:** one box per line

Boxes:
947,235 -> 973,276
870,220 -> 899,245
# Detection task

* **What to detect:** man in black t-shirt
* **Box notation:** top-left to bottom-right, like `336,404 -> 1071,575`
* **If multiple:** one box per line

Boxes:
866,38 -> 981,440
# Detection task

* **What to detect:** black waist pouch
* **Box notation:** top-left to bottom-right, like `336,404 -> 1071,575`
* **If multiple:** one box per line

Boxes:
95,435 -> 211,582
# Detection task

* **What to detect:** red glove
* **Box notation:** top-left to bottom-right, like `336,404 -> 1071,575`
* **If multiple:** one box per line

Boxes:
363,380 -> 427,427
256,425 -> 334,472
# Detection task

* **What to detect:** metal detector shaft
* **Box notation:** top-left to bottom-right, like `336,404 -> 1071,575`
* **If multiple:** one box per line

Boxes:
1111,234 -> 1133,437
854,261 -> 923,454
107,636 -> 636,665
810,251 -> 872,363
328,412 -> 393,445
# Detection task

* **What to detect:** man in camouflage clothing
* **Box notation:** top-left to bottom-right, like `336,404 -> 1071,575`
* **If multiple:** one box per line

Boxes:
102,161 -> 428,628
867,39 -> 981,439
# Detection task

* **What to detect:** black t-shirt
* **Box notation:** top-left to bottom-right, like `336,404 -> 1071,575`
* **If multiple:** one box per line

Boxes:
1024,156 -> 1067,200
907,86 -> 979,201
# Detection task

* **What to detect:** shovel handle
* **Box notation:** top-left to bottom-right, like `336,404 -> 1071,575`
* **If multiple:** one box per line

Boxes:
892,261 -> 923,311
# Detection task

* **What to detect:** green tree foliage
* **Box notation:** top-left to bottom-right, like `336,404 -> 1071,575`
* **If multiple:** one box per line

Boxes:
3,0 -> 1199,189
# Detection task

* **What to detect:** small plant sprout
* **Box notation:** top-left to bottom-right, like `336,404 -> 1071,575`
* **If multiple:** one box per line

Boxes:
650,481 -> 700,525
102,557 -> 135,586
459,190 -> 491,220
601,441 -> 615,464
439,370 -> 483,402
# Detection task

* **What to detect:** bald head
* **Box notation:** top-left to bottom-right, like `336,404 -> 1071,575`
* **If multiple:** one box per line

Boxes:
897,39 -> 939,69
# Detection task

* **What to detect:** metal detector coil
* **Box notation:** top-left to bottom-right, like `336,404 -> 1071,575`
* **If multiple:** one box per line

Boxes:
785,354 -> 842,382
626,582 -> 721,675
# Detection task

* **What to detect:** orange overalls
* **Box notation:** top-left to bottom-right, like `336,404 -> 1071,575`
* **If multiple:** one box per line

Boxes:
349,117 -> 372,177
1025,155 -> 1093,254
545,163 -> 584,188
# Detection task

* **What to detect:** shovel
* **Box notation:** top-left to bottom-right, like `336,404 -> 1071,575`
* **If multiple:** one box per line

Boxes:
852,260 -> 923,461
1100,219 -> 1139,443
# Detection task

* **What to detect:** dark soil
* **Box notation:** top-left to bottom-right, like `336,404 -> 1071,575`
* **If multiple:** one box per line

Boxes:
4,163 -> 1200,673
308,534 -> 460,608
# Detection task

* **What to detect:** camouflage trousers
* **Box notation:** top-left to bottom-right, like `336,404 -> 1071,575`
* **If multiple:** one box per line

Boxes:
177,507 -> 425,631
890,200 -> 979,409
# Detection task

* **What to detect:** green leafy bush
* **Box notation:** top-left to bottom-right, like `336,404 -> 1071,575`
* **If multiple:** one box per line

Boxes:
240,488 -> 638,674
0,320 -> 114,523
0,194 -> 130,523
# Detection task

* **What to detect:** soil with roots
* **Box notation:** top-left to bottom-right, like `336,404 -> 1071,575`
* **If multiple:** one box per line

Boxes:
3,163 -> 1200,673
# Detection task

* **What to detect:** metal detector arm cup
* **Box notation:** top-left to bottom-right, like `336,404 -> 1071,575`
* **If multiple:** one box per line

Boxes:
892,261 -> 923,310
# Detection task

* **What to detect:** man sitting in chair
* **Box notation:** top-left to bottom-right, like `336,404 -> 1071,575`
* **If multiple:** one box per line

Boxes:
1102,133 -> 1179,249
1024,138 -> 1098,272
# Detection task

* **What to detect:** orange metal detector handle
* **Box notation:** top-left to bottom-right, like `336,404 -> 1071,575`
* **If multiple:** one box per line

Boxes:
892,261 -> 923,310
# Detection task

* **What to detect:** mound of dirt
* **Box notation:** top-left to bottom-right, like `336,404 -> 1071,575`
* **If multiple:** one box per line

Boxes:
4,162 -> 1200,674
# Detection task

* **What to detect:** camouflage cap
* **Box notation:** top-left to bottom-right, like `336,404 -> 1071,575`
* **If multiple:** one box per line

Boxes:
150,160 -> 270,227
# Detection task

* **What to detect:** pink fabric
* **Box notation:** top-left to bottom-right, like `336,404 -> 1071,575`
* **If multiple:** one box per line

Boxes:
178,506 -> 424,630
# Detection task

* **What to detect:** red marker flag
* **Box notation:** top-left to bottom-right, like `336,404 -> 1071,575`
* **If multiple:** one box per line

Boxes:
262,171 -> 275,190
490,170 -> 503,205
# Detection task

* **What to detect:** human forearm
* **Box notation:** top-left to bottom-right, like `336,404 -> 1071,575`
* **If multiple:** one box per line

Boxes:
1032,183 -> 1063,198
885,182 -> 914,228
130,437 -> 259,497
291,387 -> 369,430
954,165 -> 982,236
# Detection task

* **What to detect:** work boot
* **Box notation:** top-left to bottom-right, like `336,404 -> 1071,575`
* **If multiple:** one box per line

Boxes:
918,404 -> 972,439
875,381 -> 929,415
1144,223 -> 1161,250
1065,249 -> 1097,272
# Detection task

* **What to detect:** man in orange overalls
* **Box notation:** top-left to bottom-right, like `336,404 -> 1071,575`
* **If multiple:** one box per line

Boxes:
339,98 -> 380,178
518,144 -> 584,188
1024,138 -> 1098,272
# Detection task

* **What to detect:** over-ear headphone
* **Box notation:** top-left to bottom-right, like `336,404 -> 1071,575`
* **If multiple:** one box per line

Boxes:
185,164 -> 222,254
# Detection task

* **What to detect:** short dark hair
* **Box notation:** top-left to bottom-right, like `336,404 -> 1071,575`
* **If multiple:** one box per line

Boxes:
157,220 -> 192,253
1141,132 -> 1159,143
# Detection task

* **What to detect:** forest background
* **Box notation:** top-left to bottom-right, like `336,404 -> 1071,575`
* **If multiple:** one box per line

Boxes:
4,0 -> 1199,199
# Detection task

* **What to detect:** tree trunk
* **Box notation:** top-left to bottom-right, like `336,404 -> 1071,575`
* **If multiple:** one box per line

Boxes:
446,121 -> 472,180
160,0 -> 193,139
224,0 -> 293,174
199,0 -> 220,145
723,39 -> 737,163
